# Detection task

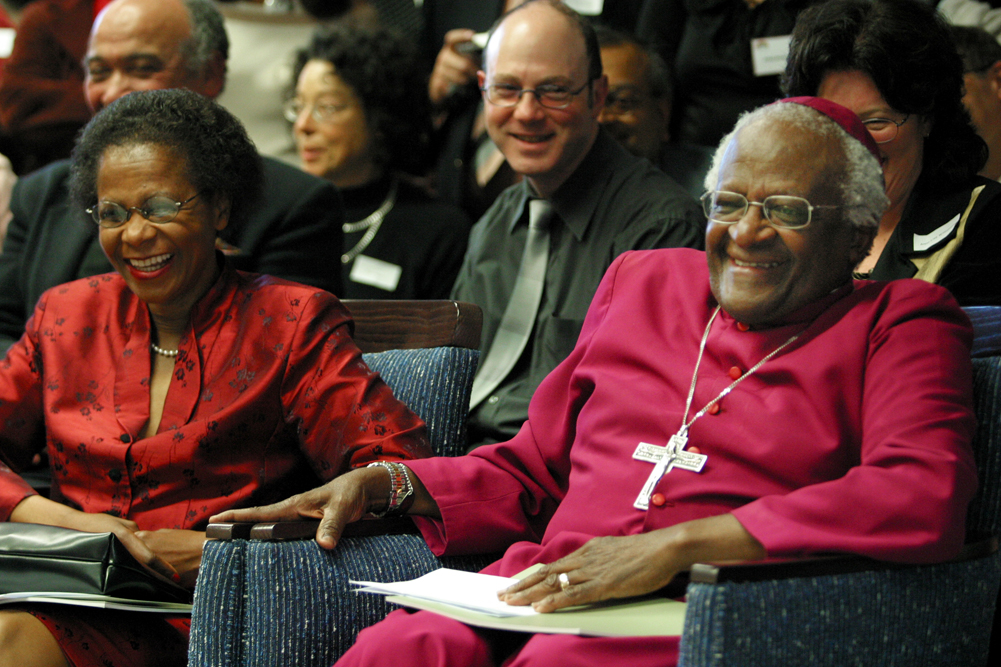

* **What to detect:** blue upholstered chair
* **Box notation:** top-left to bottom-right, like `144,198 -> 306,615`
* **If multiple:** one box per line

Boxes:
190,307 -> 1001,667
678,308 -> 1001,666
679,352 -> 1001,667
189,299 -> 491,667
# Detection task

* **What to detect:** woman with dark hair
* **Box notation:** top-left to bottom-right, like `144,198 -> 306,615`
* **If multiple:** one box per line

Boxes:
783,0 -> 1001,306
0,88 -> 430,666
287,23 -> 470,299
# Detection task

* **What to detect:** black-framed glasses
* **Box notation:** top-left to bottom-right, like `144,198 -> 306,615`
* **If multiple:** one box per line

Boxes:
480,81 -> 591,109
282,98 -> 351,124
700,190 -> 838,230
87,193 -> 201,228
861,114 -> 909,144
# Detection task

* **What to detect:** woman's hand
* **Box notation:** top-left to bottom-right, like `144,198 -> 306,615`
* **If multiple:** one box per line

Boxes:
8,495 -> 180,583
498,514 -> 766,613
134,529 -> 207,589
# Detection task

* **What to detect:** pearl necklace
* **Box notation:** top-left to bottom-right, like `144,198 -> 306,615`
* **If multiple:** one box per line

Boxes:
341,179 -> 398,264
150,343 -> 179,358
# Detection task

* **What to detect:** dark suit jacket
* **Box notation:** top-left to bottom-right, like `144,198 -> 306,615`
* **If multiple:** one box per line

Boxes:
0,155 -> 343,353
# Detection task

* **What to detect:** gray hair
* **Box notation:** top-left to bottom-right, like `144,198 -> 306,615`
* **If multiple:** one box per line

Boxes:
703,102 -> 888,235
180,0 -> 229,79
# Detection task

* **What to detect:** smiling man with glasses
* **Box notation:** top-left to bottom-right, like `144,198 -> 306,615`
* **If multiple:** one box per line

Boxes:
220,96 -> 978,667
451,0 -> 704,452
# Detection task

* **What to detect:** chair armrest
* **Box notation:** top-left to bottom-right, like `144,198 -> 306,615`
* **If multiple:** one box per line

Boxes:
689,536 -> 998,584
965,306 -> 1001,357
342,300 -> 482,352
205,518 -> 419,541
680,541 -> 1001,667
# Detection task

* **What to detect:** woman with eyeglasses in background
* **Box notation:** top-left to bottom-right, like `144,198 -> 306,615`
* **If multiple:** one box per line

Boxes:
287,23 -> 470,300
784,0 -> 1001,306
0,88 -> 430,667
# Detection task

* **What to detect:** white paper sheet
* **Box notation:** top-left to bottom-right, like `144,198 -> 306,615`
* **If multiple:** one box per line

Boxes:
351,568 -> 539,617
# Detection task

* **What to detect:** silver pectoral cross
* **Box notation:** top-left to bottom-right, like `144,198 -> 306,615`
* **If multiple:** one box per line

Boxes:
632,433 -> 707,510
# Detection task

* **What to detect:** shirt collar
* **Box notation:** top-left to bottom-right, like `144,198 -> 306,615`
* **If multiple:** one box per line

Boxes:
506,128 -> 623,242
716,281 -> 856,330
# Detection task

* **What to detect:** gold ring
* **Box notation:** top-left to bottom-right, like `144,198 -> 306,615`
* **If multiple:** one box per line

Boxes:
558,572 -> 570,592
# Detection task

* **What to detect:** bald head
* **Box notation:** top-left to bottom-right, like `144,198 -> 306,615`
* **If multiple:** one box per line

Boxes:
484,0 -> 601,82
477,0 -> 607,197
84,0 -> 227,114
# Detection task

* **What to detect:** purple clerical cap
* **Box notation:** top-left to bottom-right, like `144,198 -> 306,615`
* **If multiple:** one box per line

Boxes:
781,96 -> 882,161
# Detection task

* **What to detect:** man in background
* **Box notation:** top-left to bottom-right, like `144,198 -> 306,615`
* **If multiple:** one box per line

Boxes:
454,0 -> 704,450
0,0 -> 344,356
595,24 -> 713,199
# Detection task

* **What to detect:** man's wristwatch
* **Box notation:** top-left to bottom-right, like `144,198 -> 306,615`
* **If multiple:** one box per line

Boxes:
366,461 -> 415,517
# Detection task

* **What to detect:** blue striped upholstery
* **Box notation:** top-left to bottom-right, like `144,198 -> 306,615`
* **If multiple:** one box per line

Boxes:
361,347 -> 479,458
679,355 -> 1001,667
681,554 -> 1000,667
189,345 -> 484,667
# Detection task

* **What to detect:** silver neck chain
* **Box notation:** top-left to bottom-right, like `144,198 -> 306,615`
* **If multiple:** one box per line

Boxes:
678,306 -> 802,438
341,179 -> 398,264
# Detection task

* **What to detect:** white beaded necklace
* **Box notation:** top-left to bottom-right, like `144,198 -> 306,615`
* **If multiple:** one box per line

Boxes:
150,342 -> 179,358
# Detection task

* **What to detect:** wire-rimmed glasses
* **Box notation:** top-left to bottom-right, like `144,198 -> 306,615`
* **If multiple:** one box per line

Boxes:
480,81 -> 591,109
282,98 -> 351,124
700,190 -> 839,230
87,194 -> 201,229
861,114 -> 909,144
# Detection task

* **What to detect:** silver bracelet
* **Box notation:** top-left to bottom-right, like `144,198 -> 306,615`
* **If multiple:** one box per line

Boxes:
366,461 -> 414,517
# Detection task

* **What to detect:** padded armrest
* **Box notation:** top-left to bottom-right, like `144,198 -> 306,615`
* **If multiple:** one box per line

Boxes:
690,536 -> 999,584
205,518 -> 418,541
966,306 -> 1001,357
343,300 -> 482,352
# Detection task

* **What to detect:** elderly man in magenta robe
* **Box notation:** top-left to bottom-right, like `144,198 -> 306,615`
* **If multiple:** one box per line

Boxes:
215,94 -> 978,666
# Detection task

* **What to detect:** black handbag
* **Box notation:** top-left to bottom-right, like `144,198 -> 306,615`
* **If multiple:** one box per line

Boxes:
0,523 -> 191,603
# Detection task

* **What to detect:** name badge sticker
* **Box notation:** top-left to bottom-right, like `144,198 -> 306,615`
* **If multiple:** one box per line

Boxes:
913,214 -> 960,252
349,255 -> 402,292
563,0 -> 603,15
0,28 -> 14,59
751,35 -> 792,77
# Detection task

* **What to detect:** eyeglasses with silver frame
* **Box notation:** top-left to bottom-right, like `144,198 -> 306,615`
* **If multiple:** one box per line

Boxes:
87,193 -> 201,229
700,190 -> 839,230
480,81 -> 591,109
861,114 -> 909,144
282,98 -> 351,124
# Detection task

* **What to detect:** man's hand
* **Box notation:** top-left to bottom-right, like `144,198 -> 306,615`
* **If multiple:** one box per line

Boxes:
209,467 -> 391,550
498,514 -> 766,613
429,29 -> 481,106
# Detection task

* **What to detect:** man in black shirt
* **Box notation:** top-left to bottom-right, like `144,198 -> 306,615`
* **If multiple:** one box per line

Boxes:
453,0 -> 705,449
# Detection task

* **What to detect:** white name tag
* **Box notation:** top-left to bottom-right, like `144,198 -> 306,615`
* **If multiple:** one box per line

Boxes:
0,29 -> 15,59
349,255 -> 402,292
751,35 -> 792,77
563,0 -> 604,15
913,214 -> 960,252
